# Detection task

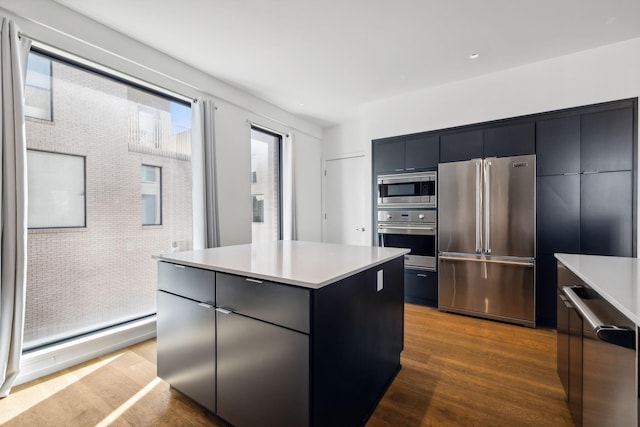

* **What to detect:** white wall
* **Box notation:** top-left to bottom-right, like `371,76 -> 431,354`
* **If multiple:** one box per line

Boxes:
325,37 -> 640,246
0,0 -> 323,246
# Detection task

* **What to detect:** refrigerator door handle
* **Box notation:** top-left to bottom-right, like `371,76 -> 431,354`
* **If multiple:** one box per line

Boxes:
439,254 -> 534,267
484,160 -> 491,254
475,160 -> 482,253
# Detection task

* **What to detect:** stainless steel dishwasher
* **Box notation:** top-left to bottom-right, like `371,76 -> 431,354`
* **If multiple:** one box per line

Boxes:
562,285 -> 637,427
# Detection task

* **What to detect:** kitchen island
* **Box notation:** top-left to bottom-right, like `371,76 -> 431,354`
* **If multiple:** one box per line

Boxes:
155,240 -> 409,427
555,253 -> 639,426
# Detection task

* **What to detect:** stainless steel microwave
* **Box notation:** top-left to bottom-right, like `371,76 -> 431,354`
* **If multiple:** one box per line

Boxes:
377,171 -> 437,208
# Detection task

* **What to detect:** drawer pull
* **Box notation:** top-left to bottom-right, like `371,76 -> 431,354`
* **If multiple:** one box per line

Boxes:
173,264 -> 185,269
198,302 -> 213,309
245,278 -> 263,284
215,307 -> 232,315
417,274 -> 427,278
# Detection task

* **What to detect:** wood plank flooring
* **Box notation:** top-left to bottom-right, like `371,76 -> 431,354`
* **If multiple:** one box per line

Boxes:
0,304 -> 573,426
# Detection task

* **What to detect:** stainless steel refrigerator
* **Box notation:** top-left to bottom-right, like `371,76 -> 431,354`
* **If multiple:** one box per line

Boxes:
438,154 -> 536,327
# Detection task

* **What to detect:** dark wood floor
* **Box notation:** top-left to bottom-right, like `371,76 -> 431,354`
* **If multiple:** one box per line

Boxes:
0,304 -> 573,426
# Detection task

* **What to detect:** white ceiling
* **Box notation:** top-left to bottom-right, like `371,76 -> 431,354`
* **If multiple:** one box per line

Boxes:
53,0 -> 640,128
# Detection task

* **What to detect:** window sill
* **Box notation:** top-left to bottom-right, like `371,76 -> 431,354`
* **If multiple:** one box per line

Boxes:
142,225 -> 163,230
28,227 -> 88,234
17,316 -> 156,386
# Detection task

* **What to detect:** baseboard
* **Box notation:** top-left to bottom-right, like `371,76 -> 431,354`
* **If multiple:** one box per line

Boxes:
16,316 -> 157,386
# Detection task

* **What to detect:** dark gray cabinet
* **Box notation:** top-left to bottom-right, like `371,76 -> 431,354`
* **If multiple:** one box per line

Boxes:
556,262 -> 583,427
216,310 -> 309,427
568,301 -> 583,427
216,272 -> 310,427
404,269 -> 437,306
536,174 -> 580,254
535,101 -> 636,327
373,135 -> 439,173
484,122 -> 535,158
156,262 -> 216,413
439,129 -> 483,163
405,135 -> 439,170
536,115 -> 580,176
581,107 -> 634,173
439,123 -> 534,163
580,170 -> 633,257
373,139 -> 405,173
556,289 -> 570,396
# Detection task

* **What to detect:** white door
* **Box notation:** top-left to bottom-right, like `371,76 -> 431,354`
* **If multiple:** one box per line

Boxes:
323,155 -> 369,246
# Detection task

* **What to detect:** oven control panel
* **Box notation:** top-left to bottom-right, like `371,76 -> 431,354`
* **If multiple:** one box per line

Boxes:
377,210 -> 436,224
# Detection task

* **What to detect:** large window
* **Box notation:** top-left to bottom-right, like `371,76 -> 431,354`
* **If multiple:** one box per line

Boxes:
250,127 -> 281,242
23,51 -> 192,350
27,150 -> 85,228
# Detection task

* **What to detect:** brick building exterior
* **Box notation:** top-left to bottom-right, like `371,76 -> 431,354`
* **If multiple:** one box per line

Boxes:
24,57 -> 192,349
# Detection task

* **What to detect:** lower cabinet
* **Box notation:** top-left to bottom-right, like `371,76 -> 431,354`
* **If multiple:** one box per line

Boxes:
568,304 -> 583,427
157,290 -> 216,412
556,262 -> 583,426
404,269 -> 437,306
216,311 -> 309,427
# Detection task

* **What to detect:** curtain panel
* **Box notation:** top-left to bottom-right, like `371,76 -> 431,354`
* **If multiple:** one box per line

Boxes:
0,17 -> 31,398
282,133 -> 297,240
192,98 -> 220,249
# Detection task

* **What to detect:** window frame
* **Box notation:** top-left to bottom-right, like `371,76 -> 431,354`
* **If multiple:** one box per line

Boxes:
141,164 -> 163,226
26,149 -> 87,230
250,125 -> 283,240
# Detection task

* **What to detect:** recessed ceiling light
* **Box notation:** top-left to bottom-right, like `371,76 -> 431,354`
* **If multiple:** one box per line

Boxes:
299,103 -> 305,107
469,53 -> 480,60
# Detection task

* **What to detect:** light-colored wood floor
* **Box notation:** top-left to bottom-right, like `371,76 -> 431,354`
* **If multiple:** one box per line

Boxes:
0,304 -> 573,426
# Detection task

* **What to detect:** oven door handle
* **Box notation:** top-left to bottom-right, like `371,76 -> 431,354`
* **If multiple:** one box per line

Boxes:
377,225 -> 436,235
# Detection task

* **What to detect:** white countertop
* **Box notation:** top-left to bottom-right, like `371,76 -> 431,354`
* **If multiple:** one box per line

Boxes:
555,253 -> 640,326
155,240 -> 409,289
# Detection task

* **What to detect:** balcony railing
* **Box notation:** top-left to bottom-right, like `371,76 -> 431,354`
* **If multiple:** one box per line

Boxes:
128,116 -> 191,160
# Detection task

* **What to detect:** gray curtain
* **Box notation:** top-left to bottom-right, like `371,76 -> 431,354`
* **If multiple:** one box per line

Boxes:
0,17 -> 31,398
192,98 -> 220,248
283,133 -> 297,240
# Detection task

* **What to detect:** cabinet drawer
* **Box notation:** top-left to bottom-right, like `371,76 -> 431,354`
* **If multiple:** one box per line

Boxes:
216,272 -> 310,333
404,270 -> 437,306
158,261 -> 215,302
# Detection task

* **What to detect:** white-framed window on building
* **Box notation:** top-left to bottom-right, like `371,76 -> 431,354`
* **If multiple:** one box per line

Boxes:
252,194 -> 264,222
25,52 -> 53,121
250,127 -> 282,242
23,49 -> 193,350
141,165 -> 162,225
27,150 -> 85,228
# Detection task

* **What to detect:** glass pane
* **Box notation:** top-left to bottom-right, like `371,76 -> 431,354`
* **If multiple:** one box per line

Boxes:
141,165 -> 161,225
25,52 -> 52,121
250,128 -> 281,242
24,52 -> 192,350
27,150 -> 85,228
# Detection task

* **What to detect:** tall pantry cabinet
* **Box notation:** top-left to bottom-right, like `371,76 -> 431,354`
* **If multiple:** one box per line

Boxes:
536,101 -> 636,326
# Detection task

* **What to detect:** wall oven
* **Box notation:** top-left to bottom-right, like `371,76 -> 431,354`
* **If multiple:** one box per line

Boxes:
377,171 -> 437,208
377,210 -> 436,271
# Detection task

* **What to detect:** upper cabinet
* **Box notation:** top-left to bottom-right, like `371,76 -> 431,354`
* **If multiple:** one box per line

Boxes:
439,122 -> 534,163
439,130 -> 483,163
405,135 -> 439,170
484,122 -> 535,158
373,134 -> 439,174
536,105 -> 634,176
536,115 -> 580,176
372,139 -> 405,173
581,107 -> 634,173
